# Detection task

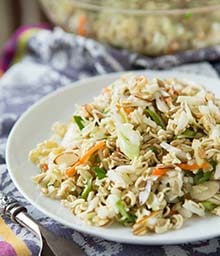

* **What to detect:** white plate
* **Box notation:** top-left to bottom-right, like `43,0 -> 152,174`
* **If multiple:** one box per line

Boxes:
6,70 -> 220,245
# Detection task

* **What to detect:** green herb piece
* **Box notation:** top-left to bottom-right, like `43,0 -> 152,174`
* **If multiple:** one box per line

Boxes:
194,170 -> 212,185
184,12 -> 193,20
149,146 -> 157,153
116,200 -> 136,225
177,128 -> 197,139
198,171 -> 212,184
81,177 -> 92,199
95,156 -> 101,163
193,170 -> 203,185
93,166 -> 106,180
73,115 -> 84,130
103,109 -> 109,115
144,109 -> 165,129
201,201 -> 217,211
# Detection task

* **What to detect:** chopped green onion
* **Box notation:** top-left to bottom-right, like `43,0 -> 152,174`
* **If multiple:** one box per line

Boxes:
184,12 -> 193,20
144,109 -> 165,129
198,171 -> 212,184
194,170 -> 212,185
177,128 -> 197,139
201,201 -> 217,211
81,177 -> 92,199
95,156 -> 101,163
73,115 -> 84,130
149,146 -> 157,153
193,170 -> 203,184
93,166 -> 106,180
103,109 -> 109,115
115,200 -> 136,225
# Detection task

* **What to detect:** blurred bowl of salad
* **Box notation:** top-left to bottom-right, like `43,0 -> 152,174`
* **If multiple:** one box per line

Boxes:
40,0 -> 220,56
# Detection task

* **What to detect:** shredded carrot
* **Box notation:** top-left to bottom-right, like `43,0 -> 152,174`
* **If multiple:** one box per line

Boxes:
66,141 -> 105,177
66,166 -> 77,177
123,107 -> 135,114
152,162 -> 210,176
116,104 -> 134,114
177,162 -> 210,171
152,168 -> 168,176
80,141 -> 105,163
41,163 -> 48,172
170,209 -> 177,215
77,15 -> 87,36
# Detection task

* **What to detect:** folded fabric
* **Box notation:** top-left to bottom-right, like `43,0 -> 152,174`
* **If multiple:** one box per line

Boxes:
1,25 -> 220,77
0,24 -> 50,74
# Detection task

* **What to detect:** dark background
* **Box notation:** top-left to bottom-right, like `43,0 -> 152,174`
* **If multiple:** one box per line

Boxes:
0,0 -> 48,50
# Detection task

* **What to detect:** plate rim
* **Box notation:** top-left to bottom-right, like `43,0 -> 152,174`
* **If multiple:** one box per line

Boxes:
6,70 -> 220,245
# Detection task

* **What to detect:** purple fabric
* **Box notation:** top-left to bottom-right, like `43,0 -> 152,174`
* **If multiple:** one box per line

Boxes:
0,24 -> 50,72
0,242 -> 17,256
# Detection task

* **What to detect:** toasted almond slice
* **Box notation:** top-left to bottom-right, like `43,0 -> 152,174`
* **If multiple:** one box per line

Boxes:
190,181 -> 220,201
132,210 -> 161,235
54,152 -> 79,166
84,104 -> 94,116
99,219 -> 114,227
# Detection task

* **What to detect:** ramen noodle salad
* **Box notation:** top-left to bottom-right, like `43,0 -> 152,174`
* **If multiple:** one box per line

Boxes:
29,74 -> 220,235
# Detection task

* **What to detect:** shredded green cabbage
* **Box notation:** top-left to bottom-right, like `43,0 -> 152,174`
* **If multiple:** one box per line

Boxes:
201,201 -> 217,211
115,200 -> 136,225
81,178 -> 92,199
116,123 -> 140,160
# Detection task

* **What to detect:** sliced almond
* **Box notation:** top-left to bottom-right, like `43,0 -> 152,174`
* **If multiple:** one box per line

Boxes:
54,152 -> 79,166
99,219 -> 114,227
190,181 -> 220,201
132,211 -> 160,235
83,104 -> 94,117
157,79 -> 165,87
